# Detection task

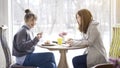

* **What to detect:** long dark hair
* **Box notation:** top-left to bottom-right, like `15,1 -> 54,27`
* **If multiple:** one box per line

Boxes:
76,9 -> 93,34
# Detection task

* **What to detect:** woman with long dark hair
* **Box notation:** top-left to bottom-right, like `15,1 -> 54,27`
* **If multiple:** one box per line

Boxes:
67,9 -> 107,68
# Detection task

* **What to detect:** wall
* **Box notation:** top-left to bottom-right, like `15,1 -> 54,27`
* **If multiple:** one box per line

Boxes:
116,0 -> 120,23
0,0 -> 8,26
0,0 -> 3,26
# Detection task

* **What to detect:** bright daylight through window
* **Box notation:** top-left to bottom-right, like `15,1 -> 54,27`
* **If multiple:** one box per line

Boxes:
10,0 -> 111,68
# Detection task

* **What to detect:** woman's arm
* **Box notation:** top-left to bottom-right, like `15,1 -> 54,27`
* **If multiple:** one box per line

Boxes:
15,29 -> 39,51
70,25 -> 100,48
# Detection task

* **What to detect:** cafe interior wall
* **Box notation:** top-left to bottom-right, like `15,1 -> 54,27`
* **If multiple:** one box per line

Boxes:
116,0 -> 120,23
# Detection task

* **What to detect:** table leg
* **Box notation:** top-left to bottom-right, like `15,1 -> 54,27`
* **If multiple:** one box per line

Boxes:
58,50 -> 69,68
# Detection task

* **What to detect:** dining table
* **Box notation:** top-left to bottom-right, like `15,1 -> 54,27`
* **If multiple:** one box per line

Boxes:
38,44 -> 81,68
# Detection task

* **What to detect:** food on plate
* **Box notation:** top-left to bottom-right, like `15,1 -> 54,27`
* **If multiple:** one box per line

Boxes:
44,40 -> 50,44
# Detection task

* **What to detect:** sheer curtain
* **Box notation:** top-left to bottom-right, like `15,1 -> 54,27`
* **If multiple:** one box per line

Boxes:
12,0 -> 110,51
11,0 -> 111,67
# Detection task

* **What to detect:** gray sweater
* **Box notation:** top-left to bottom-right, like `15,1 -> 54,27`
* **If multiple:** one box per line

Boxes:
12,25 -> 39,57
71,20 -> 107,68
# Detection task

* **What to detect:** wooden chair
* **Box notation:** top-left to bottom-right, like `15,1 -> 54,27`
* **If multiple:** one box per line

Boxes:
0,25 -> 37,68
92,63 -> 115,68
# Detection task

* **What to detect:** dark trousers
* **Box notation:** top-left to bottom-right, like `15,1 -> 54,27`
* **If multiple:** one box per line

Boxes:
23,52 -> 56,68
72,54 -> 87,68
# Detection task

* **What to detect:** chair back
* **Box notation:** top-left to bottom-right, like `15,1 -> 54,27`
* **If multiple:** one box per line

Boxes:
109,25 -> 120,67
0,26 -> 11,68
109,26 -> 120,58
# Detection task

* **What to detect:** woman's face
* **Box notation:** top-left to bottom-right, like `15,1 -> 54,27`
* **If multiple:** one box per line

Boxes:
27,17 -> 36,28
76,14 -> 81,25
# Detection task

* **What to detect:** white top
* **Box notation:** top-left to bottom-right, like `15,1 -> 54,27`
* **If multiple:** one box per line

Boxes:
16,55 -> 26,65
71,20 -> 107,68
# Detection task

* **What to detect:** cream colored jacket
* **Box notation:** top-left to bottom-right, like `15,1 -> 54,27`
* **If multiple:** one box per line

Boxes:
71,20 -> 107,68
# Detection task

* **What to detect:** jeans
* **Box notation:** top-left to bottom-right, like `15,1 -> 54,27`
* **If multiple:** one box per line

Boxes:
72,54 -> 87,68
23,52 -> 56,68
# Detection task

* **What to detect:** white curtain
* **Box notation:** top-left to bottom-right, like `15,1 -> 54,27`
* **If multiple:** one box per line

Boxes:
12,0 -> 111,56
11,0 -> 112,67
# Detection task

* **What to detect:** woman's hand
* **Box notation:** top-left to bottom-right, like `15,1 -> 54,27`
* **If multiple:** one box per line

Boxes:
66,38 -> 74,47
36,32 -> 43,39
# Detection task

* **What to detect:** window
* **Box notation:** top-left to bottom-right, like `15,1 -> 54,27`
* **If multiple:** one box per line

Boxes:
11,0 -> 111,51
11,0 -> 112,67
